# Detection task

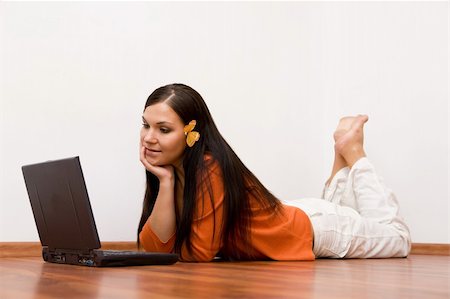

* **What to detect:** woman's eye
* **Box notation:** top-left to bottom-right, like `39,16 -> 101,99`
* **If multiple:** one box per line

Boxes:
142,123 -> 150,129
160,128 -> 171,134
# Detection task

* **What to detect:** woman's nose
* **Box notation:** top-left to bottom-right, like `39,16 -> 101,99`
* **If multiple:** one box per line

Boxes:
143,129 -> 157,143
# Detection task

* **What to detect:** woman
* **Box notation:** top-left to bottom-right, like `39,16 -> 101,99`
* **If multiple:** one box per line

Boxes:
137,83 -> 411,262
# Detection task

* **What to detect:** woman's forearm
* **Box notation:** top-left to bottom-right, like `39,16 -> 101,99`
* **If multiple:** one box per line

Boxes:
148,179 -> 176,243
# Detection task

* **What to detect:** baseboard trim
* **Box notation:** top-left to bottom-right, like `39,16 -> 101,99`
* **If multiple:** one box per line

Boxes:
1,242 -> 449,258
0,242 -> 137,258
409,243 -> 450,256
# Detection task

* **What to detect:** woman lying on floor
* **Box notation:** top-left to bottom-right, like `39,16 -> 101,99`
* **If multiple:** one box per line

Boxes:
137,83 -> 411,262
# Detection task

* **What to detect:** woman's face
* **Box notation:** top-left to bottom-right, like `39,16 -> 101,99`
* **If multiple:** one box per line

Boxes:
140,102 -> 186,167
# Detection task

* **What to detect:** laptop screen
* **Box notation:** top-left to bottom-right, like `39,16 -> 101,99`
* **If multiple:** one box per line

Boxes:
22,157 -> 101,251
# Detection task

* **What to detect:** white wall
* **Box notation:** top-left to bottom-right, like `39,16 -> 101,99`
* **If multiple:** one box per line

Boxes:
0,2 -> 448,244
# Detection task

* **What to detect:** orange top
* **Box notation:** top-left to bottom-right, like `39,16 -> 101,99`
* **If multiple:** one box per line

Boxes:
139,157 -> 315,262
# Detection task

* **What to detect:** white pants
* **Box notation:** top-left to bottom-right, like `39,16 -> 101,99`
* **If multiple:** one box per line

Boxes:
282,157 -> 411,258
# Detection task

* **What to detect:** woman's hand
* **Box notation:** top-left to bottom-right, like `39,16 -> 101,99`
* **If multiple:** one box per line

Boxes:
140,146 -> 174,184
140,145 -> 176,243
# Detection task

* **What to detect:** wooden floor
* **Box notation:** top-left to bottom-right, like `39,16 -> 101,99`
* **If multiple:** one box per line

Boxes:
0,255 -> 448,298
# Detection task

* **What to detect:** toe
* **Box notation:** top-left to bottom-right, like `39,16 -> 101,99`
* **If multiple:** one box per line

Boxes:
336,116 -> 356,131
351,115 -> 368,129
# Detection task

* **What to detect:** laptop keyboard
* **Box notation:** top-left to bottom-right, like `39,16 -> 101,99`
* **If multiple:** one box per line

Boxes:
100,250 -> 137,257
97,250 -> 166,258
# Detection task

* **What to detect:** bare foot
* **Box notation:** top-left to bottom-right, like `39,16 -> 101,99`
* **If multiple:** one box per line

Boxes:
334,115 -> 369,167
333,116 -> 357,142
326,116 -> 357,187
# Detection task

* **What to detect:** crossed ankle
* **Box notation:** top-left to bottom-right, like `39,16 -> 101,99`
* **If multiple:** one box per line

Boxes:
343,149 -> 367,168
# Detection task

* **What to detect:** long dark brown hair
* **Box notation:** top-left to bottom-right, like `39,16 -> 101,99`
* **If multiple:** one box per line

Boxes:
137,83 -> 281,260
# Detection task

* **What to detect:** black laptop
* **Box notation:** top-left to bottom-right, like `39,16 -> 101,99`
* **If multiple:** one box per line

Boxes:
21,156 -> 178,267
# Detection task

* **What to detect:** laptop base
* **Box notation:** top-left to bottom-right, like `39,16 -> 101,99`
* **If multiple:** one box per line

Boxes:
43,247 -> 178,267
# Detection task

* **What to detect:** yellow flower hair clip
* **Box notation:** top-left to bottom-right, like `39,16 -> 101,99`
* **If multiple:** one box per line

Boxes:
183,120 -> 200,147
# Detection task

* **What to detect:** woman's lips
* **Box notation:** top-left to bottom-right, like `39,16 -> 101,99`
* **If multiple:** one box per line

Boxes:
145,148 -> 162,157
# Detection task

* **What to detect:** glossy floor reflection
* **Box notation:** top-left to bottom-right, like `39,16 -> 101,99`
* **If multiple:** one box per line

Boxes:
0,255 -> 448,298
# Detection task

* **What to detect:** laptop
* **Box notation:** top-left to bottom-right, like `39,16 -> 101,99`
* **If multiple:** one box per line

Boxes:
21,156 -> 178,267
